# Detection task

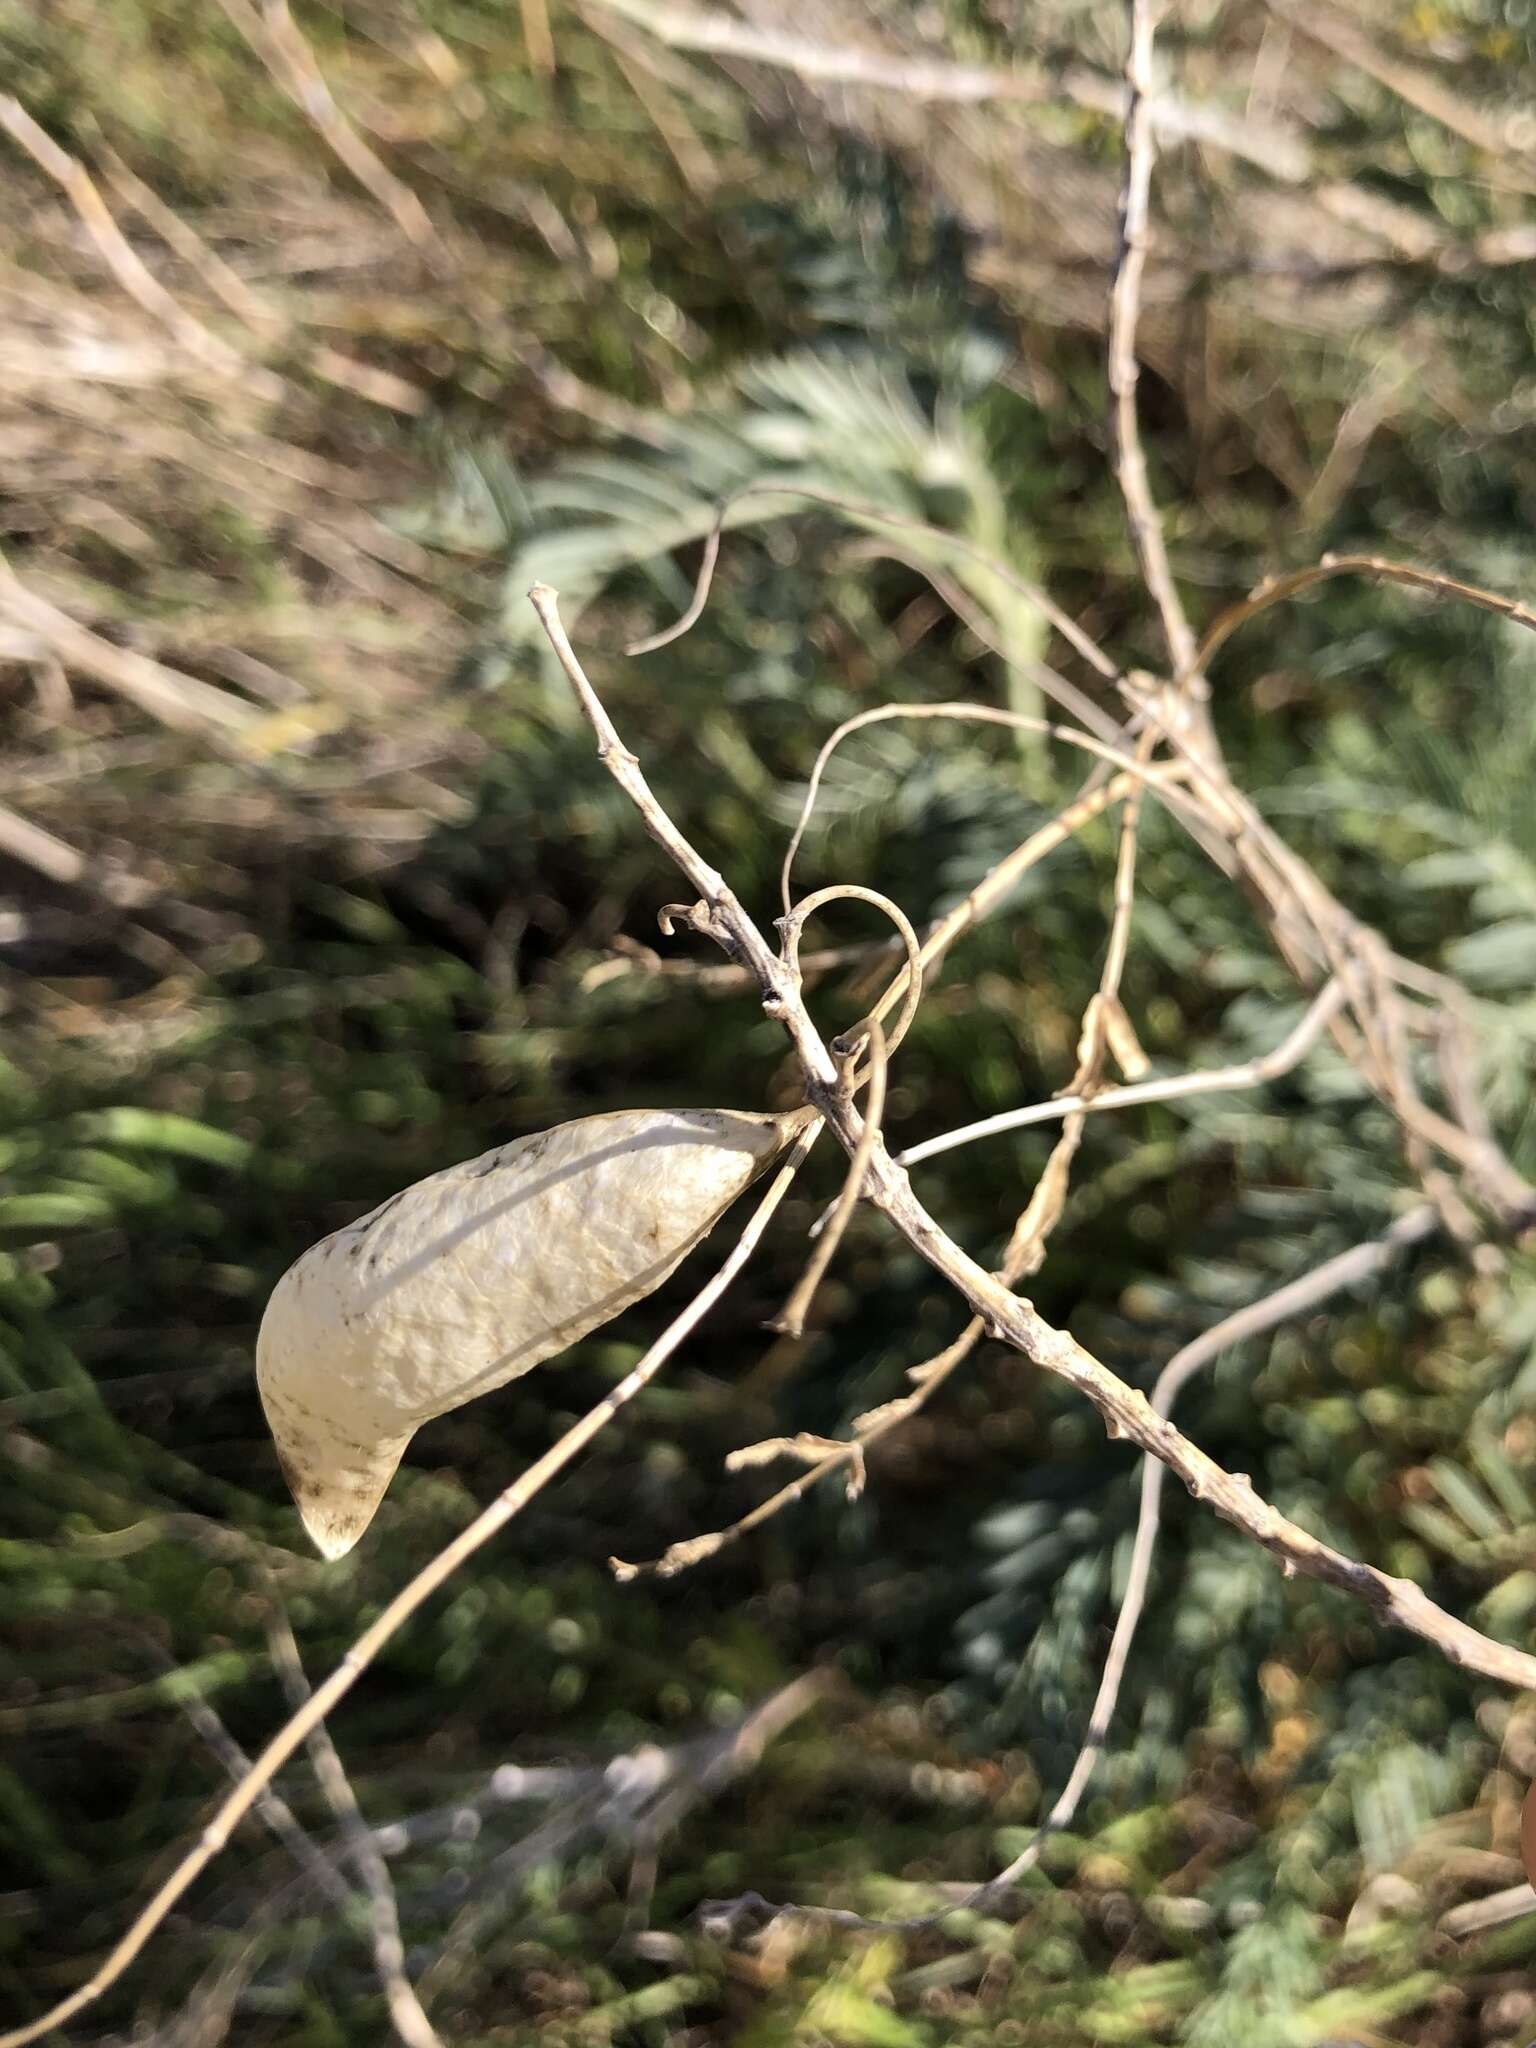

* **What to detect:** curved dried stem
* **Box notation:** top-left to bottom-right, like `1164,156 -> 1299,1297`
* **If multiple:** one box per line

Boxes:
779,882 -> 924,1062
1196,552 -> 1536,675
778,701 -> 1185,917
0,1120 -> 817,2048
624,481 -> 1122,684
626,521 -> 722,655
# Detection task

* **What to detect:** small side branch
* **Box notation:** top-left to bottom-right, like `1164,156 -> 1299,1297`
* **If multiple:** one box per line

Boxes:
1197,552 -> 1536,673
900,978 -> 1347,1167
973,1202 -> 1440,1903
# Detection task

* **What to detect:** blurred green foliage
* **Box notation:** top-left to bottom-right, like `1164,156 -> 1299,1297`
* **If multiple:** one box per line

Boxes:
1,2 -> 1535,2043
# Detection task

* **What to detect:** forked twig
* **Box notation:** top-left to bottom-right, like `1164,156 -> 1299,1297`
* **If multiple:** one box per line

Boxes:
972,1202 -> 1440,1904
525,580 -> 1536,1702
693,1203 -> 1443,1932
622,736 -> 1161,1577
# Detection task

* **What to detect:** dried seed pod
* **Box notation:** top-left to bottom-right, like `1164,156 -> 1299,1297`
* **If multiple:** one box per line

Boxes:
257,1106 -> 808,1559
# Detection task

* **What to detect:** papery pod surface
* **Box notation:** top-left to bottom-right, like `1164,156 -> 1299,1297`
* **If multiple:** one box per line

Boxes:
257,1106 -> 808,1557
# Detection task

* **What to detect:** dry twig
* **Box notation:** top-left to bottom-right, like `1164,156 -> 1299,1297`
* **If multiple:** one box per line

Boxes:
0,97 -> 278,398
266,1608 -> 444,2048
591,0 -> 1310,180
899,978 -> 1348,1167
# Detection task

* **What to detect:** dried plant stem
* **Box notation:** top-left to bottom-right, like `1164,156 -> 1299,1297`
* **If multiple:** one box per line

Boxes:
772,1017 -> 886,1339
165,1650 -> 353,1911
527,581 -> 1536,1706
864,770 -> 1142,1035
0,96 -> 279,398
0,561 -> 261,738
778,701 -> 1185,917
1108,2 -> 1201,688
522,0 -> 557,76
266,1609 -> 444,2048
900,977 -> 1348,1167
1093,8 -> 1531,1235
94,142 -> 282,337
1196,552 -> 1536,673
626,482 -> 1123,687
592,0 -> 1309,179
768,882 -> 925,1337
0,1128 -> 815,2048
94,141 -> 428,416
975,1202 -> 1439,1903
780,883 -> 924,1061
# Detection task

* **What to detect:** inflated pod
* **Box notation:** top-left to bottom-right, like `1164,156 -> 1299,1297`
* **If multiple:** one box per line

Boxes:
257,1106 -> 808,1559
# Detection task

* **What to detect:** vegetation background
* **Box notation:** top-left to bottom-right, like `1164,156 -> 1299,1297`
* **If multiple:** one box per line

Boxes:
2,1 -> 1535,2041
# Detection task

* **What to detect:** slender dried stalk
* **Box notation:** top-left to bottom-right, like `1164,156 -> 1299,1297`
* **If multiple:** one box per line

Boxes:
771,1016 -> 886,1339
1107,3 -> 1201,689
899,977 -> 1347,1167
0,96 -> 275,396
625,481 -> 1124,690
973,1202 -> 1440,1904
214,0 -> 449,268
777,701 -> 1186,918
0,562 -> 261,738
165,1649 -> 352,1911
593,0 -> 1310,179
266,1610 -> 443,2048
1196,552 -> 1536,673
93,142 -> 428,415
